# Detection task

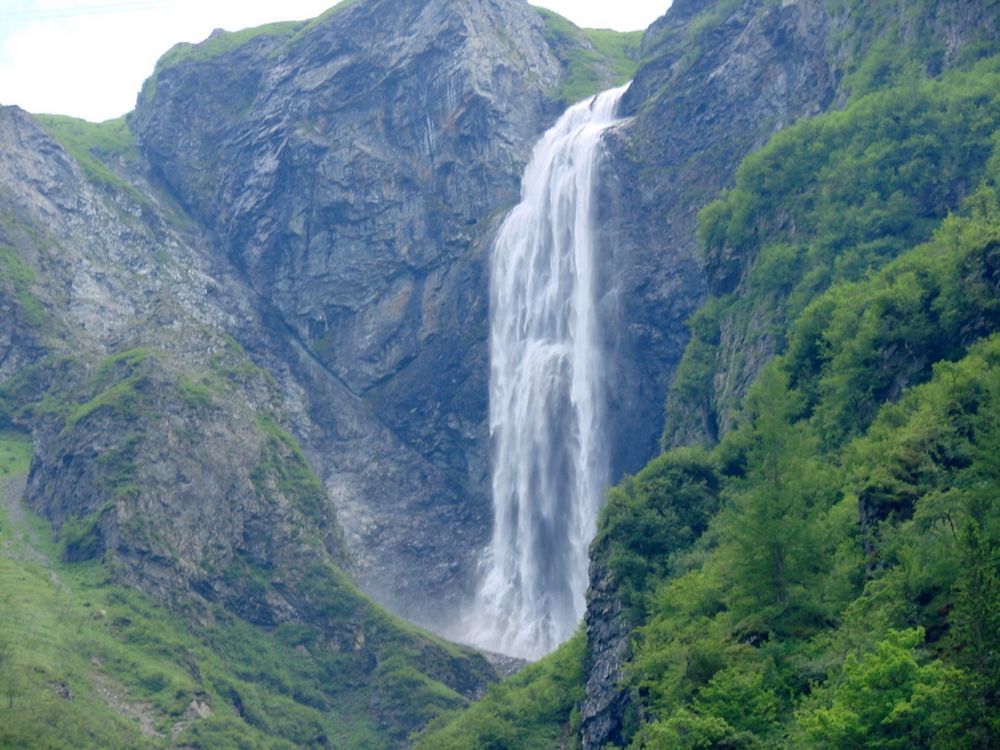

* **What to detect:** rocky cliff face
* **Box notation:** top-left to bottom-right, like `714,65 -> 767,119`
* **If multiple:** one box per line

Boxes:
600,0 -> 840,457
1,0 -> 642,663
124,0 -> 640,627
0,92 -> 502,743
0,101 -> 332,629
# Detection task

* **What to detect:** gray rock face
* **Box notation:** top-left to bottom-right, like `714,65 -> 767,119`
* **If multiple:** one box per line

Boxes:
0,104 -> 347,614
128,0 -> 575,627
2,0 -> 638,640
580,558 -> 634,750
603,0 -> 840,456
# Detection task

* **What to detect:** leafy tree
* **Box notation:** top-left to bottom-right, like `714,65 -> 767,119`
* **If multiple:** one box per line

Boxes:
793,628 -> 964,750
721,368 -> 839,638
596,447 -> 719,620
948,373 -> 1000,749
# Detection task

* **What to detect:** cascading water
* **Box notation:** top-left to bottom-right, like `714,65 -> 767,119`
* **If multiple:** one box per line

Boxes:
468,84 -> 629,660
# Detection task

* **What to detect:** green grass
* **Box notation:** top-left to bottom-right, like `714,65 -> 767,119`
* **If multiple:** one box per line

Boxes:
95,348 -> 155,377
154,20 -> 304,71
33,115 -> 134,157
64,349 -> 157,429
585,27 -> 644,79
537,8 -> 642,104
33,115 -> 142,199
0,431 -> 31,478
251,416 -> 328,521
288,0 -> 365,42
0,434 -> 159,748
175,375 -> 216,409
0,434 -> 442,749
67,376 -> 149,429
414,629 -> 587,749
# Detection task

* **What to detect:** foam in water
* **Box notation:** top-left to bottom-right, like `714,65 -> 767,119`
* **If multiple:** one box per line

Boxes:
466,84 -> 629,660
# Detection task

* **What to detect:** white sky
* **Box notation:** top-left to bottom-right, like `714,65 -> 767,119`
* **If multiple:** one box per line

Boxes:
0,0 -> 672,122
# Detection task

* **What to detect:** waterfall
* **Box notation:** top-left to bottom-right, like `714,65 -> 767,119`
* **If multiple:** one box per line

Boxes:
468,84 -> 629,660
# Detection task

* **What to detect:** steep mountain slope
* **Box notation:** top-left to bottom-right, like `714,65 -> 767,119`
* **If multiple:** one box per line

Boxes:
127,0 -> 638,625
1,429 -> 489,749
0,101 -> 497,747
658,0 -> 1000,447
417,1 -> 1000,748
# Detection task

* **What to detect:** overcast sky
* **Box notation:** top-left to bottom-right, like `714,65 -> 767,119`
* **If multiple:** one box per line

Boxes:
0,0 -> 671,122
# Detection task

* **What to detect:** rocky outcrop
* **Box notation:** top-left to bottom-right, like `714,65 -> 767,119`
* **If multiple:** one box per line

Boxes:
580,559 -> 634,750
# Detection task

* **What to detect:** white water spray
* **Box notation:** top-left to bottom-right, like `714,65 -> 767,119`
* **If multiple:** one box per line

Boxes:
468,85 -> 629,659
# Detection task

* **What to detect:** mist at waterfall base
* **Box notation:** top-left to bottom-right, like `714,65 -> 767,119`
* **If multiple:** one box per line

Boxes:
463,85 -> 629,660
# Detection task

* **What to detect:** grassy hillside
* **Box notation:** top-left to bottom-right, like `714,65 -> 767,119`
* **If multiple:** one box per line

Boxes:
0,345 -> 501,750
0,426 -> 489,749
34,115 -> 141,199
413,630 -> 586,749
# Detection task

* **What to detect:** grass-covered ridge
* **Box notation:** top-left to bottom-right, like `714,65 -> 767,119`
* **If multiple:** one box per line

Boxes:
153,20 -> 304,71
148,0 -> 364,74
536,8 -> 642,104
34,115 -> 141,198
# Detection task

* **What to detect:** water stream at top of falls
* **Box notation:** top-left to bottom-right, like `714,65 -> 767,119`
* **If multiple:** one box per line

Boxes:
467,84 -> 629,660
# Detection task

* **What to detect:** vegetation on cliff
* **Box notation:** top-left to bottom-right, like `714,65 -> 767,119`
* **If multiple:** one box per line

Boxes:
664,56 -> 1000,446
421,8 -> 1000,749
536,9 -> 642,104
0,344 -> 498,748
